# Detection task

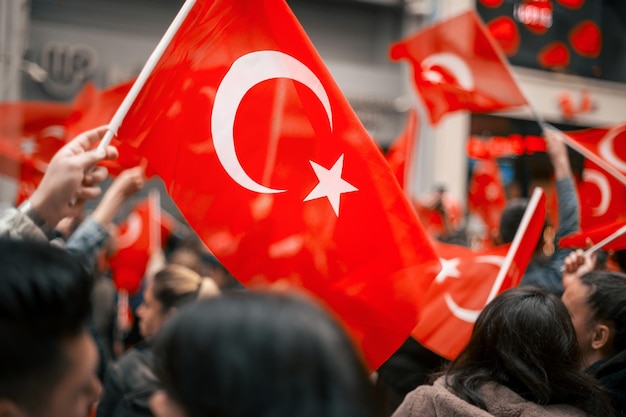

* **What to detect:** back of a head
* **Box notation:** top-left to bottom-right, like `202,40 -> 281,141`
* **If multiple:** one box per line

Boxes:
448,286 -> 612,414
0,238 -> 92,411
579,270 -> 626,352
152,264 -> 219,311
153,291 -> 378,417
498,198 -> 529,244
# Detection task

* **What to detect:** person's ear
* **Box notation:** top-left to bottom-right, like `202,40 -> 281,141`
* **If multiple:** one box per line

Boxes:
591,323 -> 612,351
0,399 -> 27,417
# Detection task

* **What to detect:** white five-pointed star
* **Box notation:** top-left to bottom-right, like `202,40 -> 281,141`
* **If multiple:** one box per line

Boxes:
304,154 -> 358,217
435,258 -> 461,283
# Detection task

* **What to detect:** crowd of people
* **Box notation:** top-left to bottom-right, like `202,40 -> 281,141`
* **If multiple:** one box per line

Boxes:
1,124 -> 626,417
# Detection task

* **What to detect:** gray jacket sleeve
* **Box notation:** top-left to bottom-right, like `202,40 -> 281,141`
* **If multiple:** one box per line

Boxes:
65,217 -> 110,275
521,177 -> 579,295
0,208 -> 48,241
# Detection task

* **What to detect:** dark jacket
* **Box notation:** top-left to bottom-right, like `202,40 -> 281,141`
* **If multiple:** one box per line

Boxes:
588,351 -> 626,417
96,341 -> 158,417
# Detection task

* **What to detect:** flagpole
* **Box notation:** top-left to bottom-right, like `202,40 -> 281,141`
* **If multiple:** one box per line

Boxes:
97,0 -> 197,151
149,188 -> 161,254
486,187 -> 544,304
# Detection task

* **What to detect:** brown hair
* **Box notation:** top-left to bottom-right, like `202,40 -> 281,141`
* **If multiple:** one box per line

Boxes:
152,264 -> 219,313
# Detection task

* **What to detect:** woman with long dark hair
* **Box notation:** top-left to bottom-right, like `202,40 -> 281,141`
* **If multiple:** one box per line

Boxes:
393,286 -> 615,417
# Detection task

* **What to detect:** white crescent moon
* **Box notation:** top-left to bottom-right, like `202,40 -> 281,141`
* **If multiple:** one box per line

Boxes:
421,52 -> 475,90
599,124 -> 626,173
444,255 -> 505,323
583,169 -> 610,216
116,211 -> 142,250
212,50 -> 333,194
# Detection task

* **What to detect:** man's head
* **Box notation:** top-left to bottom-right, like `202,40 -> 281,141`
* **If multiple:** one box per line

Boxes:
0,238 -> 101,417
561,270 -> 626,368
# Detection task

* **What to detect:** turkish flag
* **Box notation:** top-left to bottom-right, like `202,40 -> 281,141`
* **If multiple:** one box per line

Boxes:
65,80 -> 135,176
108,198 -> 174,295
113,0 -> 439,369
560,219 -> 626,251
413,188 -> 546,359
577,159 -> 626,230
552,123 -> 626,188
389,10 -> 527,125
468,157 -> 506,240
0,101 -> 71,178
385,109 -> 418,191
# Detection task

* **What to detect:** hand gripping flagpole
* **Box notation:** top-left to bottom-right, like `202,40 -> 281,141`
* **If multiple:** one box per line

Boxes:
97,0 -> 197,151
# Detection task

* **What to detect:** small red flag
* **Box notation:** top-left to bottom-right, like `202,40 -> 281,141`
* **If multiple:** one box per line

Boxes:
560,219 -> 626,251
113,0 -> 439,369
578,159 -> 626,230
554,123 -> 626,188
109,199 -> 174,295
389,10 -> 527,125
413,188 -> 546,359
468,157 -> 507,239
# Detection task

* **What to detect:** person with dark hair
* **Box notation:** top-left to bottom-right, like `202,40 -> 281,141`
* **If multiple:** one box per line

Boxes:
0,238 -> 102,417
499,127 -> 578,296
561,258 -> 626,416
150,291 -> 381,417
393,286 -> 615,417
97,264 -> 219,417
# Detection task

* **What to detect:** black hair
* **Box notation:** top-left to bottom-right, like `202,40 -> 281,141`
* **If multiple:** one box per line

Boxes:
579,270 -> 626,352
153,291 -> 380,417
0,238 -> 93,412
499,198 -> 535,244
445,286 -> 614,416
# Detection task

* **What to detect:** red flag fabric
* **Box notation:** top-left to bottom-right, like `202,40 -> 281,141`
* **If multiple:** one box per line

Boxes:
468,158 -> 506,240
413,188 -> 546,359
556,123 -> 626,188
15,161 -> 45,206
65,80 -> 135,176
577,159 -> 626,230
114,0 -> 439,369
385,109 -> 418,191
389,10 -> 527,125
560,218 -> 626,251
0,101 -> 71,176
109,199 -> 174,295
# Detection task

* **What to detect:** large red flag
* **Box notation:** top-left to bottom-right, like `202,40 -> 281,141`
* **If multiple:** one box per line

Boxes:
468,157 -> 507,240
109,198 -> 174,295
389,10 -> 527,125
385,109 -> 418,191
413,188 -> 546,359
113,0 -> 439,369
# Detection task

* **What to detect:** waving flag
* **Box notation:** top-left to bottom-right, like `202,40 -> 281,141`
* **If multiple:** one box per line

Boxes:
109,197 -> 174,295
577,159 -> 626,230
468,157 -> 506,240
560,219 -> 626,251
385,109 -> 418,191
414,188 -> 546,359
389,10 -> 527,125
548,123 -> 626,188
110,0 -> 439,369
